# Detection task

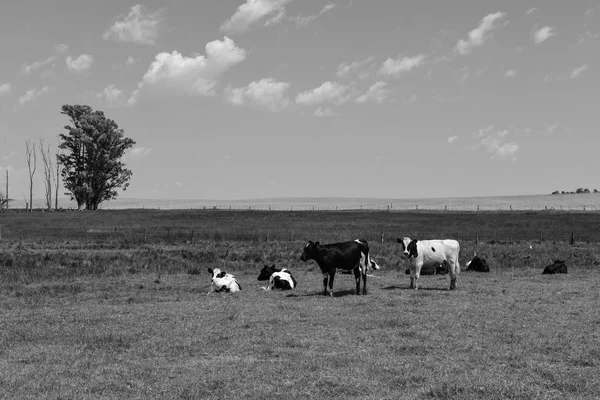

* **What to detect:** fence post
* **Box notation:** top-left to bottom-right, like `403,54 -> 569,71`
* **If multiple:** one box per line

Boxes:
190,229 -> 195,243
570,232 -> 574,245
289,230 -> 293,242
381,231 -> 384,243
540,231 -> 543,243
475,233 -> 478,245
144,228 -> 147,243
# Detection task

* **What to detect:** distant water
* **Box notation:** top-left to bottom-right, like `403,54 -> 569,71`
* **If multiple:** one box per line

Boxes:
10,194 -> 599,212
87,194 -> 600,211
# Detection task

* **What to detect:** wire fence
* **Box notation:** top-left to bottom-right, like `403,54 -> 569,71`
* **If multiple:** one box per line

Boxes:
0,226 -> 595,245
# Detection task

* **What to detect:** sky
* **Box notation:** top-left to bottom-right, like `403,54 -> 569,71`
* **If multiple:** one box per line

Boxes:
0,0 -> 599,202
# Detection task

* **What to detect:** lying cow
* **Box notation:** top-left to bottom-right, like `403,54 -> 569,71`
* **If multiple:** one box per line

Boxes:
397,237 -> 460,290
300,239 -> 378,296
542,260 -> 567,274
207,267 -> 242,293
404,263 -> 448,275
465,255 -> 490,272
257,264 -> 298,290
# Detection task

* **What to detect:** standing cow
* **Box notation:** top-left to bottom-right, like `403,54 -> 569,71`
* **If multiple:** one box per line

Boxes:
397,237 -> 460,290
300,239 -> 378,296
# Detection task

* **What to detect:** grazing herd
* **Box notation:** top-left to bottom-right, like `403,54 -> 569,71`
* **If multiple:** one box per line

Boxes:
207,237 -> 569,296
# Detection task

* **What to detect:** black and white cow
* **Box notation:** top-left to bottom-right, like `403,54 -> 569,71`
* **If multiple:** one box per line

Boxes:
397,237 -> 460,290
300,239 -> 378,296
542,260 -> 567,274
257,264 -> 298,290
207,267 -> 242,293
465,255 -> 490,272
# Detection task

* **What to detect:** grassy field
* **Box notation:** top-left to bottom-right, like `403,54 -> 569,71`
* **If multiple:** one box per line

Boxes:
1,210 -> 600,399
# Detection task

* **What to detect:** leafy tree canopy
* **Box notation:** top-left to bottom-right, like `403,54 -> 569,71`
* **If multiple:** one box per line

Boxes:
58,104 -> 135,210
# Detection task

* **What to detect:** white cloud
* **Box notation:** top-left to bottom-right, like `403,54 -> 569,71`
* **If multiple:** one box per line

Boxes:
577,30 -> 600,45
296,81 -> 351,106
221,0 -> 293,34
355,81 -> 390,104
455,12 -> 505,55
505,69 -> 517,78
129,37 -> 246,104
447,136 -> 458,144
17,86 -> 51,106
103,4 -> 163,45
469,125 -> 519,161
570,64 -> 589,79
336,56 -> 374,79
291,3 -> 336,27
533,26 -> 555,44
66,54 -> 93,73
546,123 -> 559,133
126,56 -> 136,66
379,54 -> 426,77
20,56 -> 55,74
129,147 -> 152,157
97,84 -> 128,107
0,82 -> 11,96
314,107 -> 338,117
54,43 -> 69,53
226,78 -> 291,111
525,8 -> 536,15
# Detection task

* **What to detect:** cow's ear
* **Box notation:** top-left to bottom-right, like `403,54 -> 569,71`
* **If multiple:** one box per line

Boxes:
207,268 -> 213,274
396,238 -> 402,243
315,241 -> 320,246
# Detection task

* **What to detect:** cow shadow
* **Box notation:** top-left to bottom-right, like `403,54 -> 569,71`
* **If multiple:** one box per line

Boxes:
381,285 -> 448,292
287,289 -> 362,298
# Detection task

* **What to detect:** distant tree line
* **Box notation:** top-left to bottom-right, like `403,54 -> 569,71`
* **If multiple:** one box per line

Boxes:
551,188 -> 599,195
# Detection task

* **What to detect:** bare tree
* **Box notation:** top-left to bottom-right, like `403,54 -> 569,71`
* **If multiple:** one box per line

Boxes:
54,155 -> 60,210
38,138 -> 53,210
25,140 -> 37,212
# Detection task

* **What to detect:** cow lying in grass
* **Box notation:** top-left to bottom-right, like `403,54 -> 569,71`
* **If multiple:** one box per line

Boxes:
397,237 -> 460,290
542,260 -> 568,274
465,255 -> 490,272
207,268 -> 242,293
404,263 -> 448,275
257,264 -> 297,290
300,239 -> 378,296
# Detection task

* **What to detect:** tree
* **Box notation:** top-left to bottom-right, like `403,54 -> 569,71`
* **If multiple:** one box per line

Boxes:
25,140 -> 37,212
57,105 -> 136,210
38,137 -> 53,211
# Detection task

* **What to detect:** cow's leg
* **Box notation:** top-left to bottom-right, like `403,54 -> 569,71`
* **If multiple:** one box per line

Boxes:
409,266 -> 416,289
448,260 -> 457,290
322,272 -> 329,296
414,263 -> 422,290
362,270 -> 367,295
353,267 -> 361,294
328,270 -> 336,297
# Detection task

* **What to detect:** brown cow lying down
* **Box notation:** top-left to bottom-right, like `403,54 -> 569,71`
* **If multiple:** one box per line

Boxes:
542,260 -> 567,274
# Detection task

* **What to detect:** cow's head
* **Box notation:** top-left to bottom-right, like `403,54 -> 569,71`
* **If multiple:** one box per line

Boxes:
397,237 -> 416,257
300,241 -> 319,262
207,267 -> 226,280
407,240 -> 419,258
257,264 -> 277,281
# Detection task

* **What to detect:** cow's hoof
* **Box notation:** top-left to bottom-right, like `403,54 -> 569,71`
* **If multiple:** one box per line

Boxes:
329,291 -> 334,297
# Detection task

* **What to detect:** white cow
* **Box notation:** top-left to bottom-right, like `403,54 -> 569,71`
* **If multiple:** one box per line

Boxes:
397,237 -> 460,290
207,267 -> 242,294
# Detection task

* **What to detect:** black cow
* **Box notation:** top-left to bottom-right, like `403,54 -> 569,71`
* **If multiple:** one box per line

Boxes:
257,264 -> 297,290
542,260 -> 568,274
465,256 -> 490,272
300,239 -> 377,296
404,263 -> 448,275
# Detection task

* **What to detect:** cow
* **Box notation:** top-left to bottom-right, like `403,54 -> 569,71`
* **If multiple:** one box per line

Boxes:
542,260 -> 567,274
207,267 -> 242,293
465,255 -> 490,272
300,239 -> 378,296
397,237 -> 460,290
404,263 -> 448,275
257,264 -> 298,290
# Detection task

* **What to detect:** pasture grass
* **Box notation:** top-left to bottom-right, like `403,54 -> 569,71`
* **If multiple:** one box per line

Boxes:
1,210 -> 600,399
